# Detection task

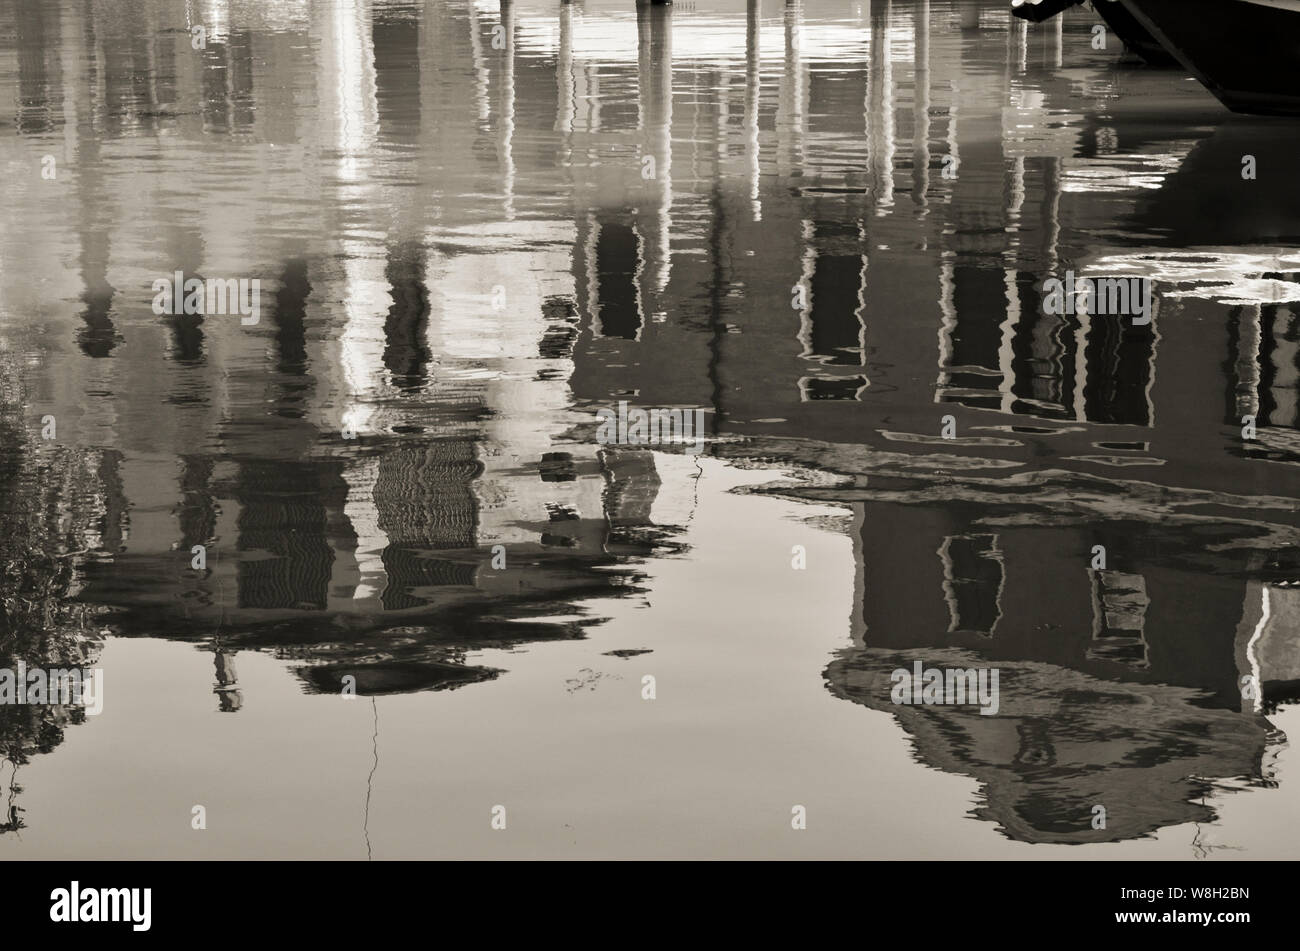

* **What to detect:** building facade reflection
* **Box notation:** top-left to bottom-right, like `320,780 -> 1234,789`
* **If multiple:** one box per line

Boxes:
0,0 -> 1296,846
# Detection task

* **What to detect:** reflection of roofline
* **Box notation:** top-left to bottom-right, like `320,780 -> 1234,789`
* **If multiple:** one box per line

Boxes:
729,442 -> 1300,547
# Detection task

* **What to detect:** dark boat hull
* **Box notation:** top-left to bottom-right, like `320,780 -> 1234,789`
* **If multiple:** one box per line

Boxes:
1012,1 -> 1177,67
1011,0 -> 1085,23
1119,0 -> 1300,115
1092,1 -> 1179,66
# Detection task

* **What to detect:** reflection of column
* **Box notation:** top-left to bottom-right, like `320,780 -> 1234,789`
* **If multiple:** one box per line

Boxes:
336,269 -> 387,443
160,216 -> 209,369
745,0 -> 761,221
912,0 -> 930,213
998,94 -> 1029,413
316,0 -> 389,607
869,0 -> 895,215
796,219 -> 815,359
230,31 -> 255,129
15,0 -> 58,135
849,504 -> 868,647
1007,155 -> 1026,234
317,0 -> 383,439
200,34 -> 233,134
197,0 -> 233,45
1264,304 -> 1299,427
273,258 -> 312,377
706,61 -> 734,427
1234,305 -> 1263,422
1070,308 -> 1092,422
997,268 -> 1018,414
57,0 -> 79,156
467,0 -> 491,122
1008,10 -> 1027,75
1040,155 -> 1062,276
637,2 -> 673,296
1034,154 -> 1084,421
499,0 -> 516,219
343,457 -> 387,605
556,0 -> 575,136
320,0 -> 378,172
945,79 -> 960,196
776,0 -> 805,178
68,1 -> 118,359
935,250 -> 956,406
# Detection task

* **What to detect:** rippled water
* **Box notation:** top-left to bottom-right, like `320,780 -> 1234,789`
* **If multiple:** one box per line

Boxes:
1,0 -> 1298,859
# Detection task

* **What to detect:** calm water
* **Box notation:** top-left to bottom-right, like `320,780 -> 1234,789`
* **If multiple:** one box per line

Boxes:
1,0 -> 1299,859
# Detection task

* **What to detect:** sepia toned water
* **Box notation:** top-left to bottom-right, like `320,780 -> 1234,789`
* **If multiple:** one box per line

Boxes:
1,0 -> 1299,859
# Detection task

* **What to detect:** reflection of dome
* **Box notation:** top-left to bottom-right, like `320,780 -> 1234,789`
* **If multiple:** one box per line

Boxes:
826,647 -> 1278,844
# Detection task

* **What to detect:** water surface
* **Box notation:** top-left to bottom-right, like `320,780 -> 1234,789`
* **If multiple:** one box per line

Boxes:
1,0 -> 1298,859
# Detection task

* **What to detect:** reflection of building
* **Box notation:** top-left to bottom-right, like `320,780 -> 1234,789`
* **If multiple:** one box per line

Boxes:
546,0 -> 1300,513
0,0 -> 704,708
819,497 -> 1287,844
1,0 -> 1298,848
